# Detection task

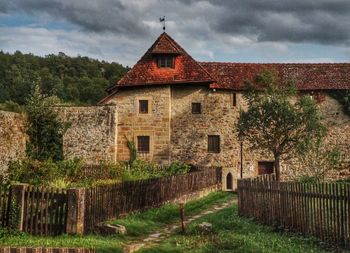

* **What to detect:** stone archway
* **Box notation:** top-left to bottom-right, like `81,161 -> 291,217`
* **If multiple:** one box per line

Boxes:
226,172 -> 233,190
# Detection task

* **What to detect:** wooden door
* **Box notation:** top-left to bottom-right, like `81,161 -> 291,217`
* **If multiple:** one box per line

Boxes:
258,161 -> 274,175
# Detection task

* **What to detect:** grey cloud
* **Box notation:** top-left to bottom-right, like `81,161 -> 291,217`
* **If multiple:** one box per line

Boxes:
1,0 -> 350,45
208,0 -> 350,45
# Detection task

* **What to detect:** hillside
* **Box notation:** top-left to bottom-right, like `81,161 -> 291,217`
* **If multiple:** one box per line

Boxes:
0,51 -> 128,105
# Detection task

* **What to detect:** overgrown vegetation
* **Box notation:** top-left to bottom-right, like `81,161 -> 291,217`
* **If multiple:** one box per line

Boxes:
328,90 -> 350,116
25,83 -> 68,161
0,51 -> 127,107
237,71 -> 326,181
295,137 -> 345,183
8,158 -> 192,188
140,205 -> 330,253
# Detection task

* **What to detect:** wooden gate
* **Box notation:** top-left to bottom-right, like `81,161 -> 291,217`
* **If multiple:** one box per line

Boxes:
22,186 -> 68,235
0,187 -> 10,227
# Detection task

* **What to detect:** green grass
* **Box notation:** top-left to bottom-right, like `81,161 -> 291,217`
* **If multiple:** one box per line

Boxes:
139,205 -> 331,253
0,192 -> 234,253
109,191 -> 234,236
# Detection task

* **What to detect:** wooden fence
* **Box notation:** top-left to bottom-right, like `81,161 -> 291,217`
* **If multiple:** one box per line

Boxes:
84,167 -> 222,232
1,167 -> 221,235
237,175 -> 350,249
0,185 -> 67,236
0,186 -> 10,227
22,186 -> 68,235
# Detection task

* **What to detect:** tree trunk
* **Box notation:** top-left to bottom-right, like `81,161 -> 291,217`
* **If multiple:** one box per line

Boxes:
274,155 -> 281,181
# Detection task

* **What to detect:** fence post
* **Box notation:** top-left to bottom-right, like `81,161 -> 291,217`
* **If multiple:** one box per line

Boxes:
66,188 -> 86,235
10,184 -> 28,231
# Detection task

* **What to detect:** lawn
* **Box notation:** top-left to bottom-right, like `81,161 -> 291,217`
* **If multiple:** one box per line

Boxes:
0,191 -> 233,252
139,205 -> 330,253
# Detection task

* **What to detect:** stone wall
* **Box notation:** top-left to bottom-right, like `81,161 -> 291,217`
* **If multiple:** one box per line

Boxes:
108,86 -> 171,164
0,111 -> 26,179
58,106 -> 118,164
280,94 -> 350,181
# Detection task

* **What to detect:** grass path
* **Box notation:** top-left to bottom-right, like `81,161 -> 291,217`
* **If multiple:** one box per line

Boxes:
139,205 -> 332,253
0,192 -> 234,253
123,196 -> 237,252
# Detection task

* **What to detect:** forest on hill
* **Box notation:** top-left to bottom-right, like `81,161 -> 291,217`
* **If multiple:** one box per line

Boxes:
0,51 -> 128,106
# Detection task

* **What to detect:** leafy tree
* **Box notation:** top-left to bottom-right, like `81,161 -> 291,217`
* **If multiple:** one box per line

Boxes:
237,71 -> 326,181
25,83 -> 68,161
295,137 -> 344,182
0,51 -> 127,106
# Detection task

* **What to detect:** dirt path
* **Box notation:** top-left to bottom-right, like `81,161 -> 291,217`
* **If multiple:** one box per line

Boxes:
123,198 -> 237,253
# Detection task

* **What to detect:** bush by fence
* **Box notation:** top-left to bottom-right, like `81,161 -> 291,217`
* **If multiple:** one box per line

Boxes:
84,167 -> 222,232
237,175 -> 350,249
1,167 -> 222,235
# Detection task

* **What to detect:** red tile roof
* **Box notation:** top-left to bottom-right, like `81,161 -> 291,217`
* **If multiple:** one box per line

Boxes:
201,62 -> 350,90
115,33 -> 214,88
104,33 -> 350,101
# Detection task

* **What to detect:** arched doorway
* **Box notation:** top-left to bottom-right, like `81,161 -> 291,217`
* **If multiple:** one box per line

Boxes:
226,173 -> 233,190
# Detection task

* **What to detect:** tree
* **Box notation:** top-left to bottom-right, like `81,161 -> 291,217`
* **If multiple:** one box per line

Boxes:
25,83 -> 68,161
295,137 -> 344,182
237,71 -> 326,181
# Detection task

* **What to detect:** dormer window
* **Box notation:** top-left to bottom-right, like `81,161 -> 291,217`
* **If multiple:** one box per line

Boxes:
157,55 -> 175,68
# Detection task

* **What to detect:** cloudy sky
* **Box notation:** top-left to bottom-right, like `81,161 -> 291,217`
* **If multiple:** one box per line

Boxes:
1,0 -> 350,66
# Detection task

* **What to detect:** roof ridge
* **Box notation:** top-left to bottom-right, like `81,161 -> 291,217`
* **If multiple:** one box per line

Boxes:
200,61 -> 350,65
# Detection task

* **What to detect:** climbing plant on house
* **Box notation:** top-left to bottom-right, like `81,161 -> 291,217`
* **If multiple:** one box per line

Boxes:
25,83 -> 68,161
237,71 -> 326,181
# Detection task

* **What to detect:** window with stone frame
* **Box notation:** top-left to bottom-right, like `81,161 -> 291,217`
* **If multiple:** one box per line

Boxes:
208,135 -> 220,153
139,100 -> 149,114
192,102 -> 202,114
137,136 -> 150,153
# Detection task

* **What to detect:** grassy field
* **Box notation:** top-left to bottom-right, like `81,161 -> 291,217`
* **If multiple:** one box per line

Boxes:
0,192 -> 233,252
139,205 -> 330,253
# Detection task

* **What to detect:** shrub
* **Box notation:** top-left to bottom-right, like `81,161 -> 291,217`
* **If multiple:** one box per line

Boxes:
8,158 -> 82,186
8,157 -> 193,187
166,162 -> 191,175
0,101 -> 24,113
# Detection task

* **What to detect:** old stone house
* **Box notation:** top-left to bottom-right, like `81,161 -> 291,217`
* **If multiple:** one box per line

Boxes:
1,32 -> 349,189
96,32 -> 350,189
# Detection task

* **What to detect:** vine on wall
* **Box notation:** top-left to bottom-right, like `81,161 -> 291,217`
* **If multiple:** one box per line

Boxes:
328,90 -> 350,117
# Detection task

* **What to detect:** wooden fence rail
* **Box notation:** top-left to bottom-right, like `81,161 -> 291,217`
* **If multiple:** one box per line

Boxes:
237,175 -> 350,249
84,167 -> 222,232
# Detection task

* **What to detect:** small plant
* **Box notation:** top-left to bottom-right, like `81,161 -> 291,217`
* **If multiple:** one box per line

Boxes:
125,135 -> 137,165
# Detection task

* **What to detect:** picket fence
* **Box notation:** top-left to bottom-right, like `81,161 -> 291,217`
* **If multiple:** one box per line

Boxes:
238,175 -> 350,249
1,167 -> 222,235
84,167 -> 222,232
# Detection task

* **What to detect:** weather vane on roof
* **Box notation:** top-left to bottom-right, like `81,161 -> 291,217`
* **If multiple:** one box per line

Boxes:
159,16 -> 166,31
